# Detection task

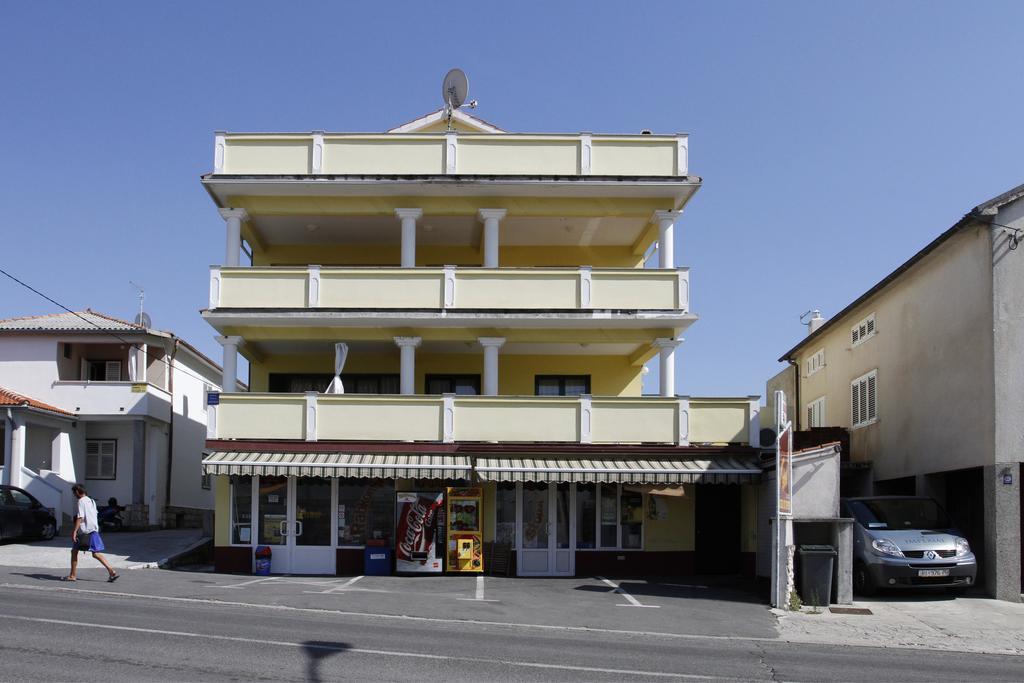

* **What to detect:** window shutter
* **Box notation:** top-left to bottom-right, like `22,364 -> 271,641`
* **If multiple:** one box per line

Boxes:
807,405 -> 814,427
86,441 -> 100,478
851,382 -> 860,425
105,361 -> 122,381
851,328 -> 859,344
866,317 -> 875,335
867,373 -> 877,420
859,379 -> 868,425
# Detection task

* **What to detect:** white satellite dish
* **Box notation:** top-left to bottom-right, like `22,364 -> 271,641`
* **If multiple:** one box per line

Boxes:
135,312 -> 152,329
441,68 -> 477,130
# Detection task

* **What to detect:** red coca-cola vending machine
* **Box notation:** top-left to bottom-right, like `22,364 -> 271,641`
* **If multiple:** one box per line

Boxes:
394,491 -> 445,573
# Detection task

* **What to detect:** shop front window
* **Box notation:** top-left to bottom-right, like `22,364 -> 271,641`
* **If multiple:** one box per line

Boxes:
230,475 -> 252,544
495,483 -> 516,546
337,480 -> 394,546
575,483 -> 644,550
620,488 -> 643,549
599,484 -> 618,547
575,483 -> 596,549
258,476 -> 289,545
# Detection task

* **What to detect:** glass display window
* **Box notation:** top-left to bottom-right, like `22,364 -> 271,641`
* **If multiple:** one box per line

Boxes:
230,475 -> 252,544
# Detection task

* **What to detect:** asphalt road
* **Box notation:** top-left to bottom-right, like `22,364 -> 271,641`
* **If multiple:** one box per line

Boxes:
0,569 -> 1021,681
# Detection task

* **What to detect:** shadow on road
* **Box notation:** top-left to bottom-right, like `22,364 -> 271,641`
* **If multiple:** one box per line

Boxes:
303,640 -> 351,682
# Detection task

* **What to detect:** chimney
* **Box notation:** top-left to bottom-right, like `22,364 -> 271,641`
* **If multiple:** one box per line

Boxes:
807,309 -> 825,335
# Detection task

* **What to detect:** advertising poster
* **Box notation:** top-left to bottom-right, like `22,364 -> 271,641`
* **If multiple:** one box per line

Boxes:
395,492 -> 444,573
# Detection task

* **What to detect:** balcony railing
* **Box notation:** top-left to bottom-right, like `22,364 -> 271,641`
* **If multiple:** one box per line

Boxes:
50,381 -> 172,421
209,266 -> 689,312
212,131 -> 688,177
208,393 -> 759,447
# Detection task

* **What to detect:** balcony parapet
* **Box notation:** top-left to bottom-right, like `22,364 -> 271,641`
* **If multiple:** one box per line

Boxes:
209,266 -> 689,313
49,381 -> 172,421
212,131 -> 688,178
207,393 -> 759,447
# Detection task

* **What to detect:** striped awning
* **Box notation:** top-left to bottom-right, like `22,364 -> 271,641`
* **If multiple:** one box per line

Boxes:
474,456 -> 761,484
202,452 -> 471,479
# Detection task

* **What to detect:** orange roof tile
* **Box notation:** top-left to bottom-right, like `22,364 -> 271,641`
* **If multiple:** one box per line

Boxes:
0,387 -> 75,417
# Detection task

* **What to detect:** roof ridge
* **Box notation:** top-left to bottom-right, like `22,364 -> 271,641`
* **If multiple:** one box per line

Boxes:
83,308 -> 144,328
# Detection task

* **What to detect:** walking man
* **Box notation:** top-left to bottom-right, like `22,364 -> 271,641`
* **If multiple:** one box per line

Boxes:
64,483 -> 119,582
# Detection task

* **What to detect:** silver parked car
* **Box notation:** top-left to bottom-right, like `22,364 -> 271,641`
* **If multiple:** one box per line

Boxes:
842,496 -> 977,595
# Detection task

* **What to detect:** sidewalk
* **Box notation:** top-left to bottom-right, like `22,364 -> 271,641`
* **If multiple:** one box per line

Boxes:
0,529 -> 205,570
775,594 -> 1024,656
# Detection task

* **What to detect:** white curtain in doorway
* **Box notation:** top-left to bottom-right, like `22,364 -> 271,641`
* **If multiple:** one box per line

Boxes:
326,342 -> 349,394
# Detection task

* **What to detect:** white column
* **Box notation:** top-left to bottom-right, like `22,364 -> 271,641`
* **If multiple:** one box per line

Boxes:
654,338 -> 683,397
478,209 -> 507,268
217,335 -> 242,393
138,343 -> 148,384
219,208 -> 248,268
394,336 -> 421,395
478,337 -> 506,396
3,412 -> 26,488
653,210 -> 681,269
395,208 -> 422,268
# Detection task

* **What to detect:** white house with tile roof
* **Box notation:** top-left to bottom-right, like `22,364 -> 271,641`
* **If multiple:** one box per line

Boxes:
0,310 -> 239,529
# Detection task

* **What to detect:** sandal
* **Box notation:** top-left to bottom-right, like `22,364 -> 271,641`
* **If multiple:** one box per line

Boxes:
60,576 -> 77,582
108,573 -> 119,583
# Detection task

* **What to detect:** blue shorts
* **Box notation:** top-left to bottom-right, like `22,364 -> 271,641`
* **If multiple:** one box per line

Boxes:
72,531 -> 105,553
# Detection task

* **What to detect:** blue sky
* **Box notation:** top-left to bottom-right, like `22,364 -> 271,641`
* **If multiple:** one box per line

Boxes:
1,2 -> 1022,397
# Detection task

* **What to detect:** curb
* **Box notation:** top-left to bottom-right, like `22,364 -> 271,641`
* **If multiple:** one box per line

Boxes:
127,536 -> 212,570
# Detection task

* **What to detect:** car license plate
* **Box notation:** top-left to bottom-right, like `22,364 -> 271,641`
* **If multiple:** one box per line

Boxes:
918,569 -> 950,577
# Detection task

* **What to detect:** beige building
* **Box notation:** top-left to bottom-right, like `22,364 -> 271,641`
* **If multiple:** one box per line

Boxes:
770,183 -> 1024,601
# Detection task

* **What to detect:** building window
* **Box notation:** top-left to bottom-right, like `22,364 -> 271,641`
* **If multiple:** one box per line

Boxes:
495,483 -> 516,546
851,370 -> 878,428
576,484 -> 597,549
63,343 -> 72,359
201,472 -> 212,490
535,375 -> 591,396
576,483 -> 643,550
337,481 -> 394,546
425,374 -> 480,395
806,349 -> 825,376
807,396 -> 826,428
851,313 -> 877,347
230,475 -> 252,544
86,360 -> 122,382
86,440 -> 117,480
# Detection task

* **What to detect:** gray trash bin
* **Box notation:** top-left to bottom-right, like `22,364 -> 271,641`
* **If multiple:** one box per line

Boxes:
797,544 -> 836,607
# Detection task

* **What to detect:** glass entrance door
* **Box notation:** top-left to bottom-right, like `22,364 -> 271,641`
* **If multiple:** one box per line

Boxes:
517,483 -> 575,576
289,477 -> 335,574
257,476 -> 290,573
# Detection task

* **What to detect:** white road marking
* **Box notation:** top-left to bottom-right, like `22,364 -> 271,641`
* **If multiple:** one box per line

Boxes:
597,576 -> 660,608
207,576 -> 280,590
319,575 -> 363,594
456,574 -> 500,602
4,613 -> 732,680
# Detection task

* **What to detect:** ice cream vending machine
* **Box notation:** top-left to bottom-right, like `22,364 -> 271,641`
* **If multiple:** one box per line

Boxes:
445,487 -> 483,573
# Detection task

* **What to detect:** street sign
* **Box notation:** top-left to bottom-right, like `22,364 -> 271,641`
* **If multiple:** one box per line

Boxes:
207,392 -> 220,406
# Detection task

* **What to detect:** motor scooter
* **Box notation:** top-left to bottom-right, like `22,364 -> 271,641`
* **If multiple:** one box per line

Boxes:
98,497 -> 125,532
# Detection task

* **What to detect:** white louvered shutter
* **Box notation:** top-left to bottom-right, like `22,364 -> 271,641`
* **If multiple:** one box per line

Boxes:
867,373 -> 877,421
105,361 -> 122,381
851,382 -> 861,426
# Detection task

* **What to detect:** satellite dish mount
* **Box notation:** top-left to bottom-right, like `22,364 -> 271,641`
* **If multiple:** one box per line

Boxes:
442,68 -> 477,131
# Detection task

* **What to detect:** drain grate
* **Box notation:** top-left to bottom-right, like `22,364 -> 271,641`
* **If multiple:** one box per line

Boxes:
829,607 -> 873,615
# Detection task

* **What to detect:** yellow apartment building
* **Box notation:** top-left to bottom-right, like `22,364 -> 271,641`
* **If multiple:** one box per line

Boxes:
201,107 -> 763,577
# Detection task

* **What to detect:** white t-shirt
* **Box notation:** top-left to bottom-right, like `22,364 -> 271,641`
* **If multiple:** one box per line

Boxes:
77,496 -> 99,534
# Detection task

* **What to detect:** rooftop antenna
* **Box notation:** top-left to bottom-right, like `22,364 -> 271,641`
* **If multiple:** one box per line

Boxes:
442,68 -> 477,131
129,281 -> 151,328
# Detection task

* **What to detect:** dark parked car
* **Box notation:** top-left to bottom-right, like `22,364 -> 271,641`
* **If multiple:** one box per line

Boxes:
0,485 -> 58,541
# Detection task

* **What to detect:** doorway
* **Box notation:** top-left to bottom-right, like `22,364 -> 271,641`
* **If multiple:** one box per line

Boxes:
255,476 -> 335,574
695,484 -> 741,574
517,482 -> 574,576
